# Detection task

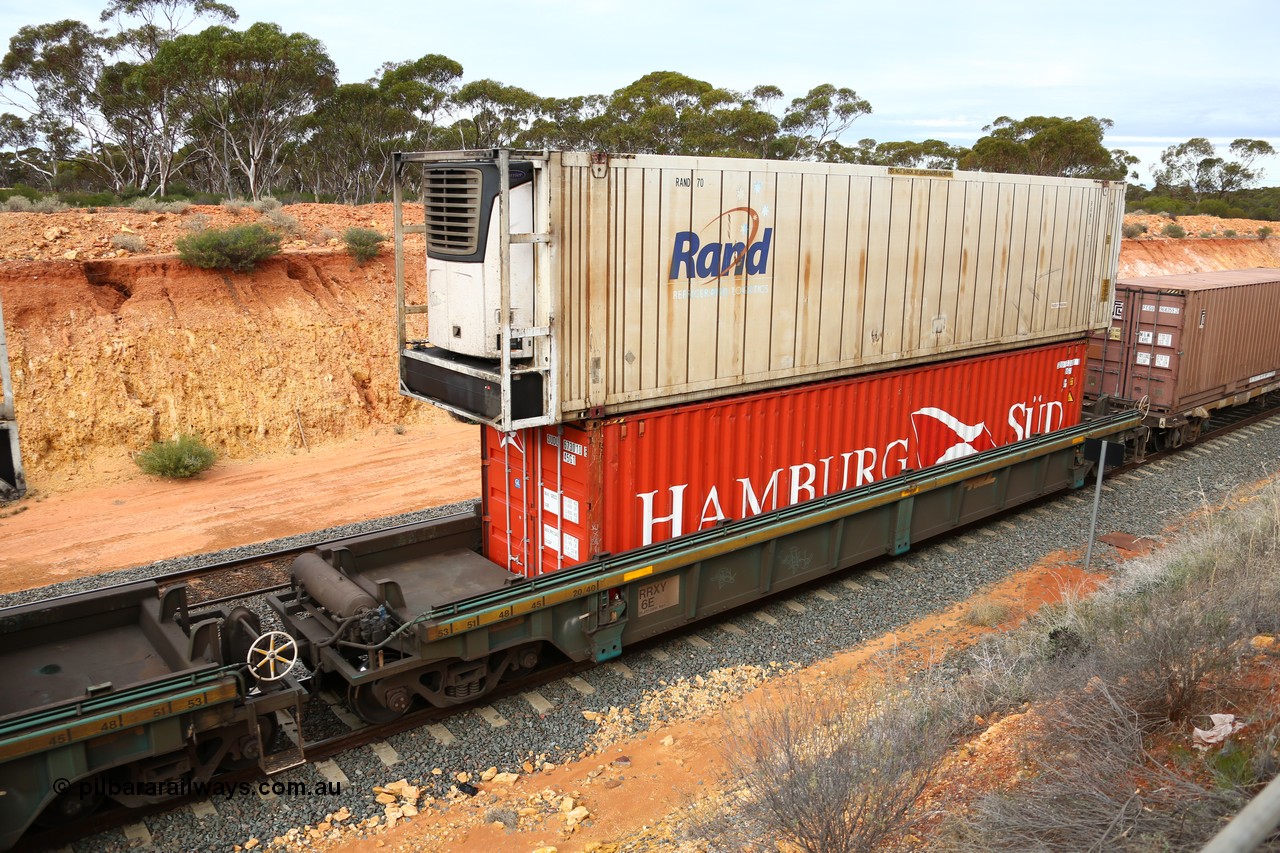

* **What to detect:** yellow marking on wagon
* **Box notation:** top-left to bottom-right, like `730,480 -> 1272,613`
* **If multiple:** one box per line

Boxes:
0,680 -> 238,763
622,566 -> 654,582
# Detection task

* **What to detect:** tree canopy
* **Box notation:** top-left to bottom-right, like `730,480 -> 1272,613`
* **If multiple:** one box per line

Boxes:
2,1 -> 1271,208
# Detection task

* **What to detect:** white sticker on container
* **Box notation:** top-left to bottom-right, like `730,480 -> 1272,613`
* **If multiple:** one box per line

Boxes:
1112,301 -> 1124,320
1142,304 -> 1155,312
543,487 -> 559,515
637,577 -> 680,616
563,533 -> 580,560
562,496 -> 580,524
543,524 -> 560,553
1159,305 -> 1181,314
1249,371 -> 1277,384
1138,330 -> 1154,344
1136,352 -> 1152,366
1155,354 -> 1171,368
1157,333 -> 1173,347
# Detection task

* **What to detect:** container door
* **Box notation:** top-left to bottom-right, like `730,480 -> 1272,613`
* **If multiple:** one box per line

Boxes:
534,425 -> 594,576
481,426 -> 537,577
1125,290 -> 1186,411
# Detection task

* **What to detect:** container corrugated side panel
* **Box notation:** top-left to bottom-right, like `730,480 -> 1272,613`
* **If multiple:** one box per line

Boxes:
1177,277 -> 1280,410
486,339 -> 1087,577
552,154 -> 1121,421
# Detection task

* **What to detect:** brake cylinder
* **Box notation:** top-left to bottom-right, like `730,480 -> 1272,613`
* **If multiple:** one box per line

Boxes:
291,553 -> 378,617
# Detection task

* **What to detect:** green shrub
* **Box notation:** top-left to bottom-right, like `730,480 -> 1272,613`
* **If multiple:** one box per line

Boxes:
251,195 -> 282,213
221,198 -> 250,214
262,208 -> 301,236
176,224 -> 281,272
1121,222 -> 1147,238
135,434 -> 216,479
129,195 -> 192,213
1161,223 -> 1187,238
1259,226 -> 1274,239
57,190 -> 119,207
5,196 -> 32,212
1195,199 -> 1247,219
111,234 -> 147,253
1199,231 -> 1214,238
31,195 -> 68,213
343,227 -> 386,264
964,599 -> 1013,627
1134,195 -> 1190,217
1224,229 -> 1238,238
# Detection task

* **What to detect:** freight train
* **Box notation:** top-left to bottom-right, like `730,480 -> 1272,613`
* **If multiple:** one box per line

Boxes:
1,149 -> 1277,849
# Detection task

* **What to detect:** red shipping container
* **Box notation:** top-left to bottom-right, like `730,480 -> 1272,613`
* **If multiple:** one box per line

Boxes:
483,341 -> 1087,577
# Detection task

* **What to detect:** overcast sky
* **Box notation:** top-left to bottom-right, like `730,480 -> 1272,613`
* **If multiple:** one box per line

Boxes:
4,0 -> 1278,187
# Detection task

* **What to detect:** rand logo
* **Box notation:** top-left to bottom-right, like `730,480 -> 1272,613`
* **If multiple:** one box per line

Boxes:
669,207 -> 772,280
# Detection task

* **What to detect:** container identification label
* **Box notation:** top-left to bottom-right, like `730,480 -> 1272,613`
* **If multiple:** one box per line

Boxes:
542,487 -> 579,521
637,578 -> 680,617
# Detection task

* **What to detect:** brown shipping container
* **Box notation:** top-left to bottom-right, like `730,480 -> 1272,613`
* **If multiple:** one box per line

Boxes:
397,150 -> 1124,431
1085,269 -> 1280,424
482,340 -> 1087,578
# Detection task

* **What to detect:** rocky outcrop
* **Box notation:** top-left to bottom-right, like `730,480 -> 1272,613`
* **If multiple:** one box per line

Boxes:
1118,237 -> 1280,277
0,252 -> 438,485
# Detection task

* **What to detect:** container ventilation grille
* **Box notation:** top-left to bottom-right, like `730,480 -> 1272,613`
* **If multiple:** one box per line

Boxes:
424,168 -> 482,255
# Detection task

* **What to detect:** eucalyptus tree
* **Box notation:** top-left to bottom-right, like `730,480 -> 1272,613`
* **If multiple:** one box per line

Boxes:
821,138 -> 965,169
376,54 -> 463,151
450,78 -> 544,149
0,1 -> 235,194
97,0 -> 238,194
778,84 -> 871,160
959,115 -> 1135,180
0,20 -> 106,188
153,22 -> 336,199
597,71 -> 756,156
1152,137 -> 1275,200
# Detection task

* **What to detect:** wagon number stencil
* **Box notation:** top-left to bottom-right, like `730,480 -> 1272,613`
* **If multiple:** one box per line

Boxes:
637,578 -> 680,617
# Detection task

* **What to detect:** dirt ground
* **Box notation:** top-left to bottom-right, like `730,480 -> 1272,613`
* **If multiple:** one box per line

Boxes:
0,422 -> 479,593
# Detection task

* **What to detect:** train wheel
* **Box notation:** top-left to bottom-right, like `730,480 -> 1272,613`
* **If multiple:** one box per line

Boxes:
348,683 -> 410,724
35,775 -> 104,826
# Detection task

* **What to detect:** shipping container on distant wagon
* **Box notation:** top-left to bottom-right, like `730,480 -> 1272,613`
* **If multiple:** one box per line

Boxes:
1085,269 -> 1280,446
394,150 -> 1125,432
482,339 -> 1087,578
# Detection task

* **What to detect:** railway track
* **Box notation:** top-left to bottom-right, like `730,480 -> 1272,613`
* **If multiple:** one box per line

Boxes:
13,403 -> 1278,852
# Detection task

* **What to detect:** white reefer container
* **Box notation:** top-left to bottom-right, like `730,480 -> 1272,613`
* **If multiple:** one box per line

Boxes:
394,150 -> 1125,431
